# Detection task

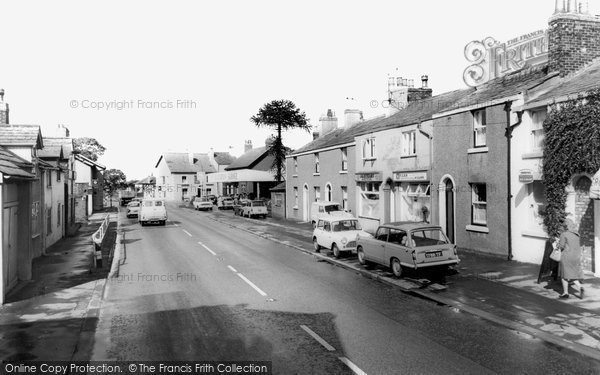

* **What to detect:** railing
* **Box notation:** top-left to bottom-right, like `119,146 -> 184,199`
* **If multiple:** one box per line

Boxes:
91,214 -> 110,268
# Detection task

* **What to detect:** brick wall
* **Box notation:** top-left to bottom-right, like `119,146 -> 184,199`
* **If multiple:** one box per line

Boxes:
549,14 -> 600,77
408,88 -> 433,103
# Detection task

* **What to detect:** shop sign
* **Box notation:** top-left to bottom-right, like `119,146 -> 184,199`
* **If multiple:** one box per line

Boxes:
463,29 -> 548,87
355,172 -> 382,182
519,169 -> 534,184
393,171 -> 428,182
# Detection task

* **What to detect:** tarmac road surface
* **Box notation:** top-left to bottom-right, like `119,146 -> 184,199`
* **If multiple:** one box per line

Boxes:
91,204 -> 600,374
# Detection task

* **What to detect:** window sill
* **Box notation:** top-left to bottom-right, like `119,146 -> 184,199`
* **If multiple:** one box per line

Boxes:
466,225 -> 489,233
522,151 -> 543,159
313,173 -> 321,176
362,158 -> 377,161
292,174 -> 298,178
467,147 -> 488,154
293,206 -> 299,210
339,170 -> 348,174
521,228 -> 549,239
401,154 -> 417,159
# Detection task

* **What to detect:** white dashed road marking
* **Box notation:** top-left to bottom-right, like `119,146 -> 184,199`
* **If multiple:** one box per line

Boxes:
237,273 -> 268,297
227,265 -> 238,273
338,357 -> 367,375
300,325 -> 336,351
182,229 -> 192,237
201,243 -> 217,256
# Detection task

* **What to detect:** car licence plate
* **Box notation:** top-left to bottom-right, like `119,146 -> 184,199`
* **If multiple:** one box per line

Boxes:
425,251 -> 443,258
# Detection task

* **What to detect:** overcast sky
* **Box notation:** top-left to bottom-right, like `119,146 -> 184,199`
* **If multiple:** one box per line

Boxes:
2,0 -> 598,180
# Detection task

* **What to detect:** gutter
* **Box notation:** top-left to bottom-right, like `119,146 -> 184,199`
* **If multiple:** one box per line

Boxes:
417,122 -> 433,224
504,102 -> 523,261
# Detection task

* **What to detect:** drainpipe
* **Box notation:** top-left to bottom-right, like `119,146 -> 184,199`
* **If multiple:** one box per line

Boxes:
504,102 -> 523,261
417,121 -> 433,224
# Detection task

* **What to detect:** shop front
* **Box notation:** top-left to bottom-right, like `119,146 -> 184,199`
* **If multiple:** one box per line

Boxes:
355,172 -> 383,233
392,170 -> 431,223
207,169 -> 277,199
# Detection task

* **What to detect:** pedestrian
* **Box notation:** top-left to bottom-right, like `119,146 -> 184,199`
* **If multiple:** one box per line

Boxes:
557,218 -> 585,299
537,238 -> 559,284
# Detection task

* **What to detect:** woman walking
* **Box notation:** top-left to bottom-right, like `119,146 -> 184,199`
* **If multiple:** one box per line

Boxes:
558,218 -> 585,299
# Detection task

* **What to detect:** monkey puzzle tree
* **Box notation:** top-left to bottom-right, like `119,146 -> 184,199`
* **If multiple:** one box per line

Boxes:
251,100 -> 310,182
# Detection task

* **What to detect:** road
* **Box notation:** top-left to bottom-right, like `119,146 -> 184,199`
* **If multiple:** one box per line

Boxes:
91,204 -> 600,374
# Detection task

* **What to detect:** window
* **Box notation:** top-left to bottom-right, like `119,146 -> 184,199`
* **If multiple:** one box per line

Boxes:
402,131 -> 416,156
293,157 -> 298,174
294,187 -> 298,207
314,186 -> 321,202
162,176 -> 166,184
341,186 -> 348,210
46,207 -> 52,234
323,221 -> 331,232
341,148 -> 348,171
531,109 -> 547,150
471,183 -> 487,225
182,176 -> 187,184
376,227 -> 390,241
326,184 -> 332,201
362,138 -> 376,159
529,181 -> 546,228
473,109 -> 487,147
47,171 -> 52,187
57,171 -> 61,182
389,229 -> 408,245
358,182 -> 381,218
314,153 -> 320,174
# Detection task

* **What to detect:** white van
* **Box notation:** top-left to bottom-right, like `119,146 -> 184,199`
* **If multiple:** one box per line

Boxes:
310,201 -> 352,226
139,199 -> 168,226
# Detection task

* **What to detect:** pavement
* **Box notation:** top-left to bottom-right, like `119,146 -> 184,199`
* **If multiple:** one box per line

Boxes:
204,207 -> 600,360
0,208 -> 118,362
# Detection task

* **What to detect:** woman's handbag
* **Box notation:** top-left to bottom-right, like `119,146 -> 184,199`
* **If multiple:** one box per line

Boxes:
550,248 -> 561,262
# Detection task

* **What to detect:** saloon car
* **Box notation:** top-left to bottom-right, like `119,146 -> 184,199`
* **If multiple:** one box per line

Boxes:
356,222 -> 459,277
241,200 -> 268,219
193,196 -> 214,211
126,201 -> 141,218
313,216 -> 372,258
217,196 -> 235,210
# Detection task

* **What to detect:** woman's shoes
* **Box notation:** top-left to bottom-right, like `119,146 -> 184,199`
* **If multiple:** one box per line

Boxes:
559,294 -> 569,299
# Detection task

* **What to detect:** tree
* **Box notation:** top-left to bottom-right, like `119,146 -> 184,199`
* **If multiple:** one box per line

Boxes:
103,169 -> 127,204
251,100 -> 310,182
74,137 -> 106,161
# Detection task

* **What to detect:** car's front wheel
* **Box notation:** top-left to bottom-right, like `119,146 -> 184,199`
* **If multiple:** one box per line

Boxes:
357,246 -> 366,265
391,258 -> 403,278
332,243 -> 341,258
313,237 -> 321,253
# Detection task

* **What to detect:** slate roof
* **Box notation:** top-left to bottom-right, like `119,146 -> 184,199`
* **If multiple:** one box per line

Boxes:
225,147 -> 269,171
38,144 -> 65,159
0,145 -> 35,179
270,182 -> 286,192
43,137 -> 74,157
156,153 -> 216,173
526,60 -> 600,106
291,88 -> 473,155
0,125 -> 43,148
214,152 -> 236,166
447,66 -> 555,111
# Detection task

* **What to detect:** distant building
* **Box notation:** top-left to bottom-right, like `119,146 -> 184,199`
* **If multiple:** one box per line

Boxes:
154,152 -> 216,201
74,154 -> 105,221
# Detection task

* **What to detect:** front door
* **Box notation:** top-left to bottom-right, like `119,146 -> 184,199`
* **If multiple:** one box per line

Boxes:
445,179 -> 455,244
3,205 -> 19,290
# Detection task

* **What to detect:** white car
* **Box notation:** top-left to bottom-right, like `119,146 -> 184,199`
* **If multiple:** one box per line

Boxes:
312,216 -> 372,258
311,201 -> 353,227
193,196 -> 213,211
139,199 -> 167,226
126,201 -> 141,218
242,200 -> 268,219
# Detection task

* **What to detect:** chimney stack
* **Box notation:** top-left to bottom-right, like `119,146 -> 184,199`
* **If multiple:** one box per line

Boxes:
244,140 -> 253,153
0,89 -> 9,125
344,109 -> 363,128
57,124 -> 70,137
421,75 -> 429,89
319,109 -> 338,136
549,1 -> 600,77
387,71 -> 433,116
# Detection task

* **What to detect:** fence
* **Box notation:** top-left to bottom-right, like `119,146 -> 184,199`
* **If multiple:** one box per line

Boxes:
91,214 -> 110,268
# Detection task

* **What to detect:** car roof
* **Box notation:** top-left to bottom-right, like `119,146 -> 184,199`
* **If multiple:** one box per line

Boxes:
315,214 -> 357,222
381,221 -> 442,231
313,201 -> 341,206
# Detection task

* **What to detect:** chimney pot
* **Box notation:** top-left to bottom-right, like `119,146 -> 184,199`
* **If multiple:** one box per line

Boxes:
421,75 -> 429,88
0,89 -> 4,101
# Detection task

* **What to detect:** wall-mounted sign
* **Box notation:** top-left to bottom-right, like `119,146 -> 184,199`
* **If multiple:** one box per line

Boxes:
355,172 -> 382,182
519,169 -> 535,184
463,30 -> 548,87
393,171 -> 428,182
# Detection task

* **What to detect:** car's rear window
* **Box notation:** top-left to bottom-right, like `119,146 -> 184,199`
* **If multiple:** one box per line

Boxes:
143,201 -> 153,207
324,204 -> 341,213
252,201 -> 265,206
411,229 -> 449,247
155,201 -> 163,206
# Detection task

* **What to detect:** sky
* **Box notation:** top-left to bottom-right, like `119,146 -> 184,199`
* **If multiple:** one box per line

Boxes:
2,0 -> 599,180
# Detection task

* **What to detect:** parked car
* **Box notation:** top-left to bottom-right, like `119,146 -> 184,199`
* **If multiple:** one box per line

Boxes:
313,216 -> 372,258
311,201 -> 353,227
126,201 -> 141,218
233,199 -> 251,216
193,196 -> 214,211
207,195 -> 217,205
217,196 -> 235,210
139,199 -> 168,226
356,222 -> 459,277
242,200 -> 268,219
